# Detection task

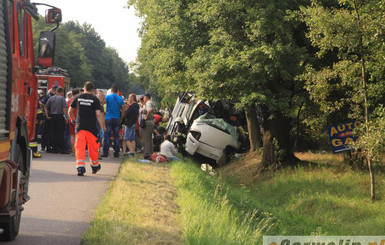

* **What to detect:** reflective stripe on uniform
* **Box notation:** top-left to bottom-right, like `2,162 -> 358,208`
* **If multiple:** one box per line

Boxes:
91,160 -> 99,166
76,159 -> 86,167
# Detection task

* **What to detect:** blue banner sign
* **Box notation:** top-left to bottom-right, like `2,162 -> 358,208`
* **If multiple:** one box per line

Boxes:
327,120 -> 361,154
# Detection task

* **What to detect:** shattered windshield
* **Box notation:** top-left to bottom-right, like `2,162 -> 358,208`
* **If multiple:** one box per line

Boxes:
195,114 -> 239,145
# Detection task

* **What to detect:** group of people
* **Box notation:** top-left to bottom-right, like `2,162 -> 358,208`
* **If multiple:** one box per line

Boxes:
37,81 -> 179,176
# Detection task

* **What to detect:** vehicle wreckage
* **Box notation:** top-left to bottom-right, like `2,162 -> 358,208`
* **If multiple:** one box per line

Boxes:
166,92 -> 249,166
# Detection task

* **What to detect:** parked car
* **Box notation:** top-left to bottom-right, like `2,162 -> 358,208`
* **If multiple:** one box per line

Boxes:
167,92 -> 248,166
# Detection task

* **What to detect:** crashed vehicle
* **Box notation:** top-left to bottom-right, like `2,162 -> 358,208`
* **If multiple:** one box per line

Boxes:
167,92 -> 249,166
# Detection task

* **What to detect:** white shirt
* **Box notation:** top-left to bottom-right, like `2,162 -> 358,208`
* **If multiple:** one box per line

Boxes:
160,140 -> 178,158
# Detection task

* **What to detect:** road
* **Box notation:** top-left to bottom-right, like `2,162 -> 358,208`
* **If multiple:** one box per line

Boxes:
6,151 -> 122,245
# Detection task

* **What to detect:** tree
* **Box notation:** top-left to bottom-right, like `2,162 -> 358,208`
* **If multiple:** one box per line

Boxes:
33,20 -> 131,93
187,0 -> 312,166
301,0 -> 385,202
129,0 -> 313,166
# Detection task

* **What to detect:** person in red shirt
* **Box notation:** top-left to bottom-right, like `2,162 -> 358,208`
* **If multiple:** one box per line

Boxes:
153,113 -> 162,127
67,88 -> 80,154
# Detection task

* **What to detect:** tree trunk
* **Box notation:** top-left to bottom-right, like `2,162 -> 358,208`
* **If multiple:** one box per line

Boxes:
367,156 -> 375,203
262,131 -> 276,168
261,110 -> 298,167
245,103 -> 262,151
353,0 -> 375,202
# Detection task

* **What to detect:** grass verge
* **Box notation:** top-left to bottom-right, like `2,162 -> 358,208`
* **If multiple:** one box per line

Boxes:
220,152 -> 385,235
84,152 -> 385,244
82,159 -> 182,245
170,160 -> 274,245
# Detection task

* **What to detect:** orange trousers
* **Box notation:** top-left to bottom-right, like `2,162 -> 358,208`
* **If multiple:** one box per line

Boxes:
75,130 -> 100,168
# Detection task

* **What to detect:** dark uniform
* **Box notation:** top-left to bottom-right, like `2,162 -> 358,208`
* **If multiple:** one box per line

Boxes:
45,94 -> 68,153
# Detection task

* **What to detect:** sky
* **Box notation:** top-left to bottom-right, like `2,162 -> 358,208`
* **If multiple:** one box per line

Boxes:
37,0 -> 142,64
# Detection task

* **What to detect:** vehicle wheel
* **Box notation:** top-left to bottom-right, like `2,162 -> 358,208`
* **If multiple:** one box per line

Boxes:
217,146 -> 235,167
217,149 -> 229,168
0,144 -> 23,241
0,210 -> 21,241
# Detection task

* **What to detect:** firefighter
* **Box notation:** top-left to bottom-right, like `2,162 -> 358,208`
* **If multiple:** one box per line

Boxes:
31,93 -> 45,158
173,117 -> 189,158
69,81 -> 106,176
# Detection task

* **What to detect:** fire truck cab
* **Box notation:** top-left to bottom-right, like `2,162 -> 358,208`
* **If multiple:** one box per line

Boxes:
0,0 -> 61,240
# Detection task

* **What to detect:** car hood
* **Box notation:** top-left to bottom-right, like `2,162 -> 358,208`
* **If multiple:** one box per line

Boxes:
195,114 -> 239,146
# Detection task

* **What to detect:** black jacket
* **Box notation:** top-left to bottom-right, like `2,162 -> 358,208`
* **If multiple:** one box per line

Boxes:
123,102 -> 139,127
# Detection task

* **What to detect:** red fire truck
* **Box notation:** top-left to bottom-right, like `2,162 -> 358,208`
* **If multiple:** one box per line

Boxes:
36,66 -> 70,95
0,0 -> 61,240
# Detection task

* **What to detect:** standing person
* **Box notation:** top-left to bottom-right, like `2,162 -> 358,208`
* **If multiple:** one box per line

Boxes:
66,91 -> 73,102
40,85 -> 58,152
44,87 -> 68,154
102,85 -> 126,158
142,93 -> 155,159
122,93 -> 139,157
67,88 -> 80,154
69,81 -> 105,176
96,91 -> 106,159
64,91 -> 73,151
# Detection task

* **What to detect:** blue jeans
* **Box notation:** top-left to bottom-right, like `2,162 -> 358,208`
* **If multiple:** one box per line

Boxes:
103,118 -> 120,156
168,156 -> 182,162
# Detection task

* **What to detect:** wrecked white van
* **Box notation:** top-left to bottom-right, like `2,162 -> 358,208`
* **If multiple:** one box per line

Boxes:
185,115 -> 240,166
167,92 -> 247,166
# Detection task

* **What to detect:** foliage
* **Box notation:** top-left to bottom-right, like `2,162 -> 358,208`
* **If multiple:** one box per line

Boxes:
128,0 -> 318,162
353,106 -> 385,164
33,18 -> 135,95
300,0 -> 385,123
129,0 -> 311,108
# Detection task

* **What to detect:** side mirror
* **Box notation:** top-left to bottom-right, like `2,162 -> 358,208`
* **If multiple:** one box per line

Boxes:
45,8 -> 62,24
38,31 -> 56,67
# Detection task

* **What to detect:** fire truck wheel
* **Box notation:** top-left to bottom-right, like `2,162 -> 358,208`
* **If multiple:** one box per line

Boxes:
0,211 -> 21,241
0,144 -> 23,241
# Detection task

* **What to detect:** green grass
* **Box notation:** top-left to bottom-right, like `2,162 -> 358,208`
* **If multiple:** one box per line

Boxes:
171,157 -> 385,244
170,160 -> 273,245
218,153 -> 385,236
83,154 -> 385,244
247,165 -> 385,235
82,159 -> 182,245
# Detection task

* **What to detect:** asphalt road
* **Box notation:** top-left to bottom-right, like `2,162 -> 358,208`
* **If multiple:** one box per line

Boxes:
6,150 -> 122,245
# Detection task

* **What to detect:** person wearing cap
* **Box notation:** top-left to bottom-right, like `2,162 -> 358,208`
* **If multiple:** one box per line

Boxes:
142,93 -> 155,159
